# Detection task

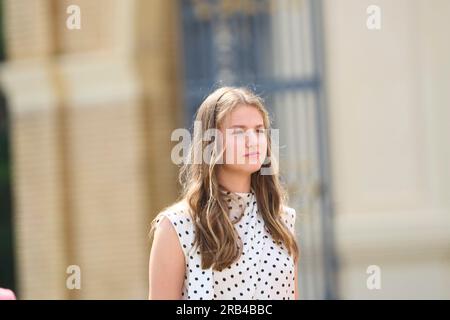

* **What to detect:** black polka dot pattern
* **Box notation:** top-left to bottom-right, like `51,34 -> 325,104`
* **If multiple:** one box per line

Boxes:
155,191 -> 297,300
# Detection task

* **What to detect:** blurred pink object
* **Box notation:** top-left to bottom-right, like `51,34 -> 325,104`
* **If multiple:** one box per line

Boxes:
0,288 -> 16,300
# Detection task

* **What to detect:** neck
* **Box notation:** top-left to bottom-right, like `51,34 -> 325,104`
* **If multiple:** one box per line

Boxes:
217,167 -> 252,193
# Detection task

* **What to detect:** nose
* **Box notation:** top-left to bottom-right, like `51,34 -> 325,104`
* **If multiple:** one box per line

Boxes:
245,130 -> 259,148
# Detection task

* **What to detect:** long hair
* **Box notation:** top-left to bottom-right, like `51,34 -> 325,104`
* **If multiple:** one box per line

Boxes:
150,86 -> 299,271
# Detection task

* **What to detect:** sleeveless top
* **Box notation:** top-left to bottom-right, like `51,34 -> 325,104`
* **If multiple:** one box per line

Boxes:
154,190 -> 297,300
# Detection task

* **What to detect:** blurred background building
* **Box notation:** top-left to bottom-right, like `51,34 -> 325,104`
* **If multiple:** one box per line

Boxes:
0,0 -> 449,299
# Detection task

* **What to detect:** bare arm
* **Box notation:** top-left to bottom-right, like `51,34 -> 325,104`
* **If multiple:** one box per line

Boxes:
148,216 -> 186,299
294,259 -> 299,300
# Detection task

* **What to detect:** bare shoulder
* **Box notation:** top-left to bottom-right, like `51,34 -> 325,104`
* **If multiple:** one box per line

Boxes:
149,203 -> 188,299
154,215 -> 178,237
152,200 -> 195,256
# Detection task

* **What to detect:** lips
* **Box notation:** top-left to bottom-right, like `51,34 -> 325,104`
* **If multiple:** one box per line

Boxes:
244,152 -> 260,157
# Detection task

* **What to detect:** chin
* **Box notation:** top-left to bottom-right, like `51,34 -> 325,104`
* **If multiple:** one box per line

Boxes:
237,163 -> 263,174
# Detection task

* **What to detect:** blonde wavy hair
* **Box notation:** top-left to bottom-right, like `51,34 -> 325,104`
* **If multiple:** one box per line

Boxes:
150,86 -> 299,271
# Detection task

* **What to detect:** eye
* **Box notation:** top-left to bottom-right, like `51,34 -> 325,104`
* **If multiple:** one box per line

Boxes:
233,128 -> 245,134
256,128 -> 266,134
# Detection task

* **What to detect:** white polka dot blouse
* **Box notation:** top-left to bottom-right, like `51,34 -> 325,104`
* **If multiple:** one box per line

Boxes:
154,189 -> 297,300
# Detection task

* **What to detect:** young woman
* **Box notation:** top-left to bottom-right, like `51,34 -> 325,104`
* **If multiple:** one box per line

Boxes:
148,86 -> 299,300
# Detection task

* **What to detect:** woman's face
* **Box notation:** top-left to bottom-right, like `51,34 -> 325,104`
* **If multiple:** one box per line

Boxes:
219,104 -> 268,174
